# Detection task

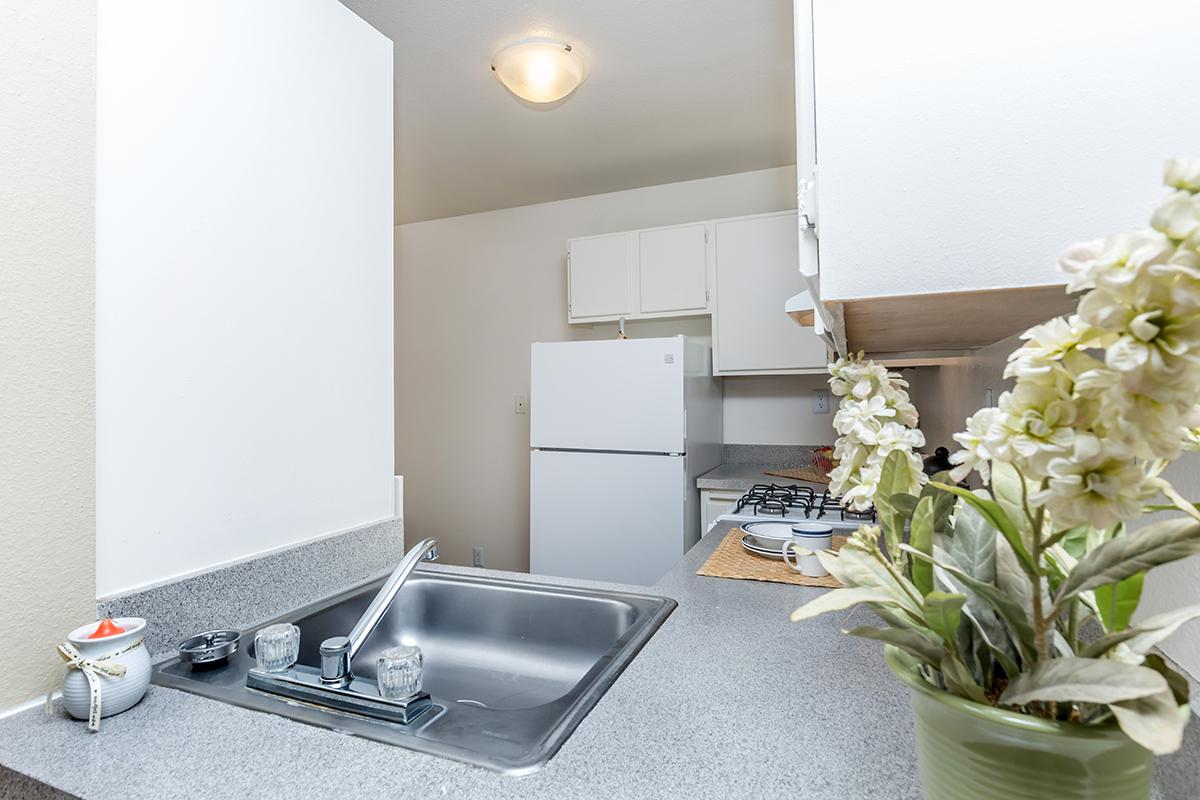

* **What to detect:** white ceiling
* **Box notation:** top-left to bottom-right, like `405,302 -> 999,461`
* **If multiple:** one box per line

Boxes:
339,0 -> 797,224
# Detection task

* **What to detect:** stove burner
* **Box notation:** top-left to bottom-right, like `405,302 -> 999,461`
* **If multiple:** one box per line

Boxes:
734,484 -> 816,517
810,490 -> 877,523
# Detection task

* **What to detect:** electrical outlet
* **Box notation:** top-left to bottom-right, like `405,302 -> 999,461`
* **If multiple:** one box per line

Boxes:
514,394 -> 528,415
813,389 -> 830,415
473,546 -> 485,567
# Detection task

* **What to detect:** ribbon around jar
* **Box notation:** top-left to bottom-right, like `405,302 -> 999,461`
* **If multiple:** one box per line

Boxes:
46,638 -> 143,732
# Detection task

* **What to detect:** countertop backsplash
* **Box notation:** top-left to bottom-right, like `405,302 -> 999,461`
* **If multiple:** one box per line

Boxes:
96,517 -> 406,659
720,444 -> 823,467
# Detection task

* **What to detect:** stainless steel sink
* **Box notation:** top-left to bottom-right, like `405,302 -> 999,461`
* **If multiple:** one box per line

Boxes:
153,569 -> 676,774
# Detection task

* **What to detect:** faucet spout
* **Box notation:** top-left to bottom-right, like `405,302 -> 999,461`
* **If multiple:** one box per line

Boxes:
318,537 -> 438,686
349,537 -> 439,660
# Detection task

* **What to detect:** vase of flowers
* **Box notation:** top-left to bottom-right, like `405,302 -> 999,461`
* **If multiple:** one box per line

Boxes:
794,158 -> 1200,799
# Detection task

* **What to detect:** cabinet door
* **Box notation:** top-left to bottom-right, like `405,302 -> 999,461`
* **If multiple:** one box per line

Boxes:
638,224 -> 708,314
702,489 -> 742,537
567,233 -> 633,321
713,213 -> 828,374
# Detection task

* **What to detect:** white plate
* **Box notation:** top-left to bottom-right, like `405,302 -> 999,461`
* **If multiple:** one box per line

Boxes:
740,521 -> 796,541
741,534 -> 785,559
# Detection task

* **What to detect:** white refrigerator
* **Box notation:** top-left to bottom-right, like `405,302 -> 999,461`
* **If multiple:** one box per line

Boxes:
530,336 -> 722,585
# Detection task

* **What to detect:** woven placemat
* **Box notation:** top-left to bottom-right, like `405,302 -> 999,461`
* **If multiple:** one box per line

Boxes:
763,465 -> 832,484
696,528 -> 845,588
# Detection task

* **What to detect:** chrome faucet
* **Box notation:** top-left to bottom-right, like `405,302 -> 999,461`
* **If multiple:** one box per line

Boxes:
318,538 -> 439,686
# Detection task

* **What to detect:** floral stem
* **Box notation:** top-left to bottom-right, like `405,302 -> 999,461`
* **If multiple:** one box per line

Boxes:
1159,480 -> 1200,524
873,548 -> 925,608
1027,477 -> 1051,662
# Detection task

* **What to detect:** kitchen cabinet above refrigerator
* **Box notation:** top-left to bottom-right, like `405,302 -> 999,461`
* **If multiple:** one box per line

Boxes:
567,221 -> 711,324
790,0 -> 1200,360
566,211 -> 830,375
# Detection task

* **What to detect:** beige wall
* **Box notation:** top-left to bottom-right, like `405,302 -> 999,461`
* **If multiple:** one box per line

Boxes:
0,2 -> 97,708
395,166 -> 818,572
912,339 -> 1200,679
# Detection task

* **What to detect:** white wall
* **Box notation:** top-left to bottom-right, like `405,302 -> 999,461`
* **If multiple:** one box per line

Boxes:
395,166 -> 828,572
96,0 -> 394,596
812,0 -> 1200,300
723,376 -> 835,445
0,1 -> 97,709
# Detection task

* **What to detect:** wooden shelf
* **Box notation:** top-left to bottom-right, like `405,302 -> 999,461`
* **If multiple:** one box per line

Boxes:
796,284 -> 1077,358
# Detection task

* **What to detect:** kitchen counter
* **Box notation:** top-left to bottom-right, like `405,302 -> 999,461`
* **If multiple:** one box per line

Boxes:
696,462 -> 828,492
3,525 -> 1199,799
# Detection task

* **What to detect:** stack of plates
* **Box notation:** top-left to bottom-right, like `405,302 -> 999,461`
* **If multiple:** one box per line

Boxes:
739,521 -> 833,560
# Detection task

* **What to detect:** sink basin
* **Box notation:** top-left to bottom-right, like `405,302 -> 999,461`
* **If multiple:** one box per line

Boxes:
153,569 -> 676,774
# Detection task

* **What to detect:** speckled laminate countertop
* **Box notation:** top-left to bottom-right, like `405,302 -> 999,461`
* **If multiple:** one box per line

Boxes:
2,525 -> 1197,799
695,462 -> 829,492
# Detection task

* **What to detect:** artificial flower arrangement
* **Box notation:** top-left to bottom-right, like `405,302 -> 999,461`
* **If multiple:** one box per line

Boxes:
793,158 -> 1200,759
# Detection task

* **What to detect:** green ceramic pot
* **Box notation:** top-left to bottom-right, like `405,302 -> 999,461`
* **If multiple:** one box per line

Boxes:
884,646 -> 1153,800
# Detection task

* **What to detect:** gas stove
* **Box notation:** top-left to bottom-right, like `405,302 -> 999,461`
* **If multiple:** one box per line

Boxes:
718,483 -> 876,532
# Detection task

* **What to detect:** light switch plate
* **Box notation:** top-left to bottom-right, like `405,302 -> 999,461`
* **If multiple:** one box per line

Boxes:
514,394 -> 528,414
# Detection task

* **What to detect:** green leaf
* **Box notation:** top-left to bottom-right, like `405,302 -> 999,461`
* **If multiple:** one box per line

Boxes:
1081,604 -> 1200,658
1000,658 -> 1168,707
1057,524 -> 1090,558
948,501 -> 997,583
902,544 -> 1037,663
909,496 -> 935,596
920,474 -> 958,535
843,626 -> 945,667
1143,653 -> 1190,706
790,588 -> 906,622
1110,690 -> 1188,755
996,534 -> 1036,613
921,474 -> 960,537
831,545 -> 925,617
1052,518 -> 1200,616
878,451 -> 918,562
940,652 -> 990,704
889,492 -> 919,518
932,544 -> 1018,678
1095,572 -> 1144,631
923,591 -> 966,645
931,482 -> 1037,578
990,461 -> 1032,543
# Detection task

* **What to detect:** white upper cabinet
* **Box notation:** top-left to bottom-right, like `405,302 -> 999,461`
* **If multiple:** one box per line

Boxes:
638,224 -> 708,314
567,232 -> 634,321
567,222 -> 711,324
808,0 -> 1200,304
713,212 -> 828,375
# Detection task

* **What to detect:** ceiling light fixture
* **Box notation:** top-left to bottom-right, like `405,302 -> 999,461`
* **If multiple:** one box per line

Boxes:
491,38 -> 588,104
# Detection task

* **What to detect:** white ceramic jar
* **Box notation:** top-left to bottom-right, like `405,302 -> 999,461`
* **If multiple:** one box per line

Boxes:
61,617 -> 151,722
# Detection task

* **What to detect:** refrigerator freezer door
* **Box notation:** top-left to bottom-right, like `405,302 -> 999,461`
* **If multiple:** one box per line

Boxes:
531,338 -> 686,454
530,449 -> 686,585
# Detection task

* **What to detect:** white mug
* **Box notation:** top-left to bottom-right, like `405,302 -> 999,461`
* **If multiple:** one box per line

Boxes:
782,534 -> 833,577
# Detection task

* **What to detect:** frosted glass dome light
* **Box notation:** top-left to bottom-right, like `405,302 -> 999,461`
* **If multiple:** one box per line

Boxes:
491,39 -> 588,104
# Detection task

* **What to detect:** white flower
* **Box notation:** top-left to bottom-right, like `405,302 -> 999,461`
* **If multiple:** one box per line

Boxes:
833,394 -> 894,437
1058,231 -> 1174,293
949,407 -> 1002,482
1151,191 -> 1200,242
1078,277 -> 1200,379
1004,315 -> 1095,381
985,383 -> 1078,477
827,354 -> 924,509
1029,435 -> 1154,529
1164,157 -> 1200,193
862,421 -> 926,459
